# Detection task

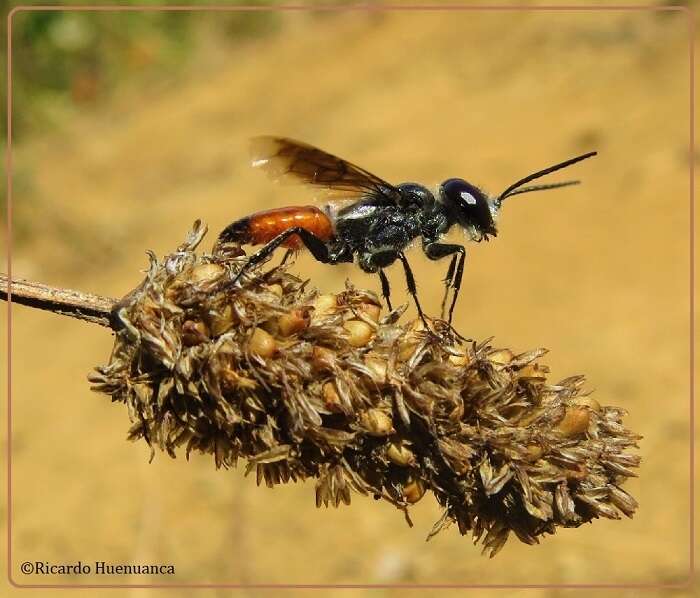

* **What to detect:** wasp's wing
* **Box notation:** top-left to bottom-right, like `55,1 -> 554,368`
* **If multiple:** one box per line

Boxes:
251,136 -> 401,204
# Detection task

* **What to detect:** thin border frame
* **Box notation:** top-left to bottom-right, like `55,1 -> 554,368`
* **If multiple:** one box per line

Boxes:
4,2 -> 695,590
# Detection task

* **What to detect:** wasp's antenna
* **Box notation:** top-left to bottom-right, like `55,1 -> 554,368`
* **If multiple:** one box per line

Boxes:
501,180 -> 581,198
496,151 -> 597,205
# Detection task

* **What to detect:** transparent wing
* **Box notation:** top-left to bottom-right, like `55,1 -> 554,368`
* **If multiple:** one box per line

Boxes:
251,136 -> 401,205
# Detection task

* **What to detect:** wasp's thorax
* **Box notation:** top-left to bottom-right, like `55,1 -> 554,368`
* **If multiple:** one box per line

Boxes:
439,178 -> 499,242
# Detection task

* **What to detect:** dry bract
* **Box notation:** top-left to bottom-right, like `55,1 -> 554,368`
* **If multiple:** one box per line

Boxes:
90,221 -> 642,558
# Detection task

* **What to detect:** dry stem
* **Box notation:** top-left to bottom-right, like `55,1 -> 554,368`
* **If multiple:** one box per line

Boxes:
0,274 -> 115,327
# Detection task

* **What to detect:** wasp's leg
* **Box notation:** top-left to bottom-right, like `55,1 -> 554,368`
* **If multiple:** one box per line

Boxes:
378,269 -> 393,311
397,252 -> 431,330
279,248 -> 295,267
233,227 -> 339,285
423,242 -> 466,325
440,254 -> 458,319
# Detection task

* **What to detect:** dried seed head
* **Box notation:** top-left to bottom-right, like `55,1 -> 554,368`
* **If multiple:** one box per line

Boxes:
91,221 -> 642,559
249,327 -> 277,358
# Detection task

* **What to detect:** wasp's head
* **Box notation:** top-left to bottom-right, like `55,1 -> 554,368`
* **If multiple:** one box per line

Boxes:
440,150 -> 598,243
439,178 -> 498,242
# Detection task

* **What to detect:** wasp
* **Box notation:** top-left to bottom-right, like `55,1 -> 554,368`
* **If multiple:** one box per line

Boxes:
219,136 -> 596,326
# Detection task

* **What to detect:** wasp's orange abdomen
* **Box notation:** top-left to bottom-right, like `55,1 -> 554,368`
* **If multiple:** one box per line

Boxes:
220,206 -> 333,249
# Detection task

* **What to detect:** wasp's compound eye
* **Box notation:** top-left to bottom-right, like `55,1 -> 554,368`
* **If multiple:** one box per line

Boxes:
440,178 -> 496,236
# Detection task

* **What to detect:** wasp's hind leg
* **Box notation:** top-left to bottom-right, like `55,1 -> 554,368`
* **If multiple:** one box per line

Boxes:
232,227 -> 333,286
279,248 -> 295,267
231,227 -> 352,287
377,269 -> 393,312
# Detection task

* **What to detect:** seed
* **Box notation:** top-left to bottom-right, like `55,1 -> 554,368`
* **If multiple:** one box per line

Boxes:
182,320 -> 209,346
386,441 -> 415,466
278,309 -> 308,337
267,284 -> 284,299
343,320 -> 373,347
525,444 -> 543,461
364,356 -> 387,384
518,363 -> 548,381
311,294 -> 337,321
207,303 -> 237,336
574,396 -> 602,413
557,406 -> 590,437
188,263 -> 225,284
564,465 -> 588,481
360,408 -> 394,436
249,327 -> 277,358
357,302 -> 381,322
261,318 -> 280,336
322,382 -> 343,413
312,347 -> 336,371
397,319 -> 425,361
489,349 -> 514,366
402,478 -> 426,504
448,352 -> 469,367
398,341 -> 418,362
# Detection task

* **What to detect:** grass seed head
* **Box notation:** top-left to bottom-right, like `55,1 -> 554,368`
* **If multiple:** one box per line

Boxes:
90,221 -> 642,558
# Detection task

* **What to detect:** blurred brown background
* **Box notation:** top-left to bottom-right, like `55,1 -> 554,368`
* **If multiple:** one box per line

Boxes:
1,1 -> 695,595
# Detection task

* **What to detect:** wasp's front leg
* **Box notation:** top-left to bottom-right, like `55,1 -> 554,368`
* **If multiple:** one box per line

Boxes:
423,241 -> 466,325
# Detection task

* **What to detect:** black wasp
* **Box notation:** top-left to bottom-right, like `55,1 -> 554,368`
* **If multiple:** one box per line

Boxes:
219,136 -> 596,326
